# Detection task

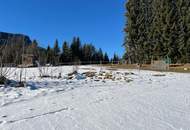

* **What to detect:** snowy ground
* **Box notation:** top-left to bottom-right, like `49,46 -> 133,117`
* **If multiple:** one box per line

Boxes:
0,65 -> 190,130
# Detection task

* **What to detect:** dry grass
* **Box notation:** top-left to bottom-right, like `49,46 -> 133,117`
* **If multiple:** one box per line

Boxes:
102,64 -> 190,73
169,64 -> 190,73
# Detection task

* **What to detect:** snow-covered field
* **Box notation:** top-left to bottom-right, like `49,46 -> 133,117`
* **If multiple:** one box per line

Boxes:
0,65 -> 190,130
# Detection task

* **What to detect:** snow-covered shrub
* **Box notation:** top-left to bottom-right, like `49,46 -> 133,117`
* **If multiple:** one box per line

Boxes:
38,66 -> 51,78
38,65 -> 60,79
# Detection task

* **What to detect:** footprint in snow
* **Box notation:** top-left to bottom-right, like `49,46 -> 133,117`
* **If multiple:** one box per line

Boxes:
2,115 -> 7,118
29,108 -> 34,111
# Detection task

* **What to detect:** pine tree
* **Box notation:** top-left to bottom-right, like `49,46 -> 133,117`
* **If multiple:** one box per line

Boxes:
53,39 -> 60,56
97,48 -> 104,63
112,53 -> 120,64
60,41 -> 71,63
103,53 -> 109,64
53,39 -> 60,65
70,37 -> 82,62
125,0 -> 139,63
176,0 -> 187,63
46,45 -> 53,64
185,1 -> 190,62
124,0 -> 190,63
82,44 -> 93,62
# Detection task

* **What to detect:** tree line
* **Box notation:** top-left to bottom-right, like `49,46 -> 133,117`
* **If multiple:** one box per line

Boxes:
45,37 -> 112,65
124,0 -> 190,64
0,36 -> 120,66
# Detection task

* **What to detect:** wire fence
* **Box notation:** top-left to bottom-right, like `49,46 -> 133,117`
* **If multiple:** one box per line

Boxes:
0,60 -> 124,68
56,61 -> 123,66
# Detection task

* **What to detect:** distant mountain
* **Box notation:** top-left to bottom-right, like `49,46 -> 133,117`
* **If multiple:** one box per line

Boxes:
0,32 -> 33,64
0,32 -> 32,45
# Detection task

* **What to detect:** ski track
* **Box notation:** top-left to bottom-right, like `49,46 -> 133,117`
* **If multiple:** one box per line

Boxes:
0,66 -> 190,130
4,107 -> 69,124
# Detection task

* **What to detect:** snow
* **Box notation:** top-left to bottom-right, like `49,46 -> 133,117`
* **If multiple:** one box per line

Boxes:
0,65 -> 190,130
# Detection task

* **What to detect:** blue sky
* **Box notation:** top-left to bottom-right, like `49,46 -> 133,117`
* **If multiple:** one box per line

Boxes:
0,0 -> 126,57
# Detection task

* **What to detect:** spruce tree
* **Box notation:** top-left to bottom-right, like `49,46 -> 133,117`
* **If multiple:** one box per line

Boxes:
176,0 -> 187,63
185,1 -> 190,62
53,39 -> 60,56
82,44 -> 94,62
97,48 -> 104,63
125,0 -> 190,63
46,45 -> 53,64
53,39 -> 60,65
125,0 -> 139,63
103,53 -> 109,64
60,41 -> 71,63
70,37 -> 82,62
112,53 -> 120,64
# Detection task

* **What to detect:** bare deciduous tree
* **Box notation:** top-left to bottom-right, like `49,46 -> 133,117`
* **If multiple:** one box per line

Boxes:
0,43 -> 16,84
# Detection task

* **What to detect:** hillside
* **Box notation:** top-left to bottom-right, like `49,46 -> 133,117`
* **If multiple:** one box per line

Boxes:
0,32 -> 32,45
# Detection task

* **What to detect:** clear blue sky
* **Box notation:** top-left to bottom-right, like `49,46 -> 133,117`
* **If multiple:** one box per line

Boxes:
0,0 -> 126,58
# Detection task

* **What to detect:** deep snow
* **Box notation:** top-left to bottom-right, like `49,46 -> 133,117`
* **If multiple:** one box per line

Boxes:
0,65 -> 190,130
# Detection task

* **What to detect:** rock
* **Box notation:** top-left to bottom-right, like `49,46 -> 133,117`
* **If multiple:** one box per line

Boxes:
75,74 -> 86,80
94,79 -> 100,82
82,71 -> 96,77
98,76 -> 103,80
126,79 -> 133,83
104,73 -> 113,79
67,76 -> 73,80
125,72 -> 135,75
99,71 -> 106,76
67,71 -> 86,80
116,77 -> 122,80
68,71 -> 78,77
